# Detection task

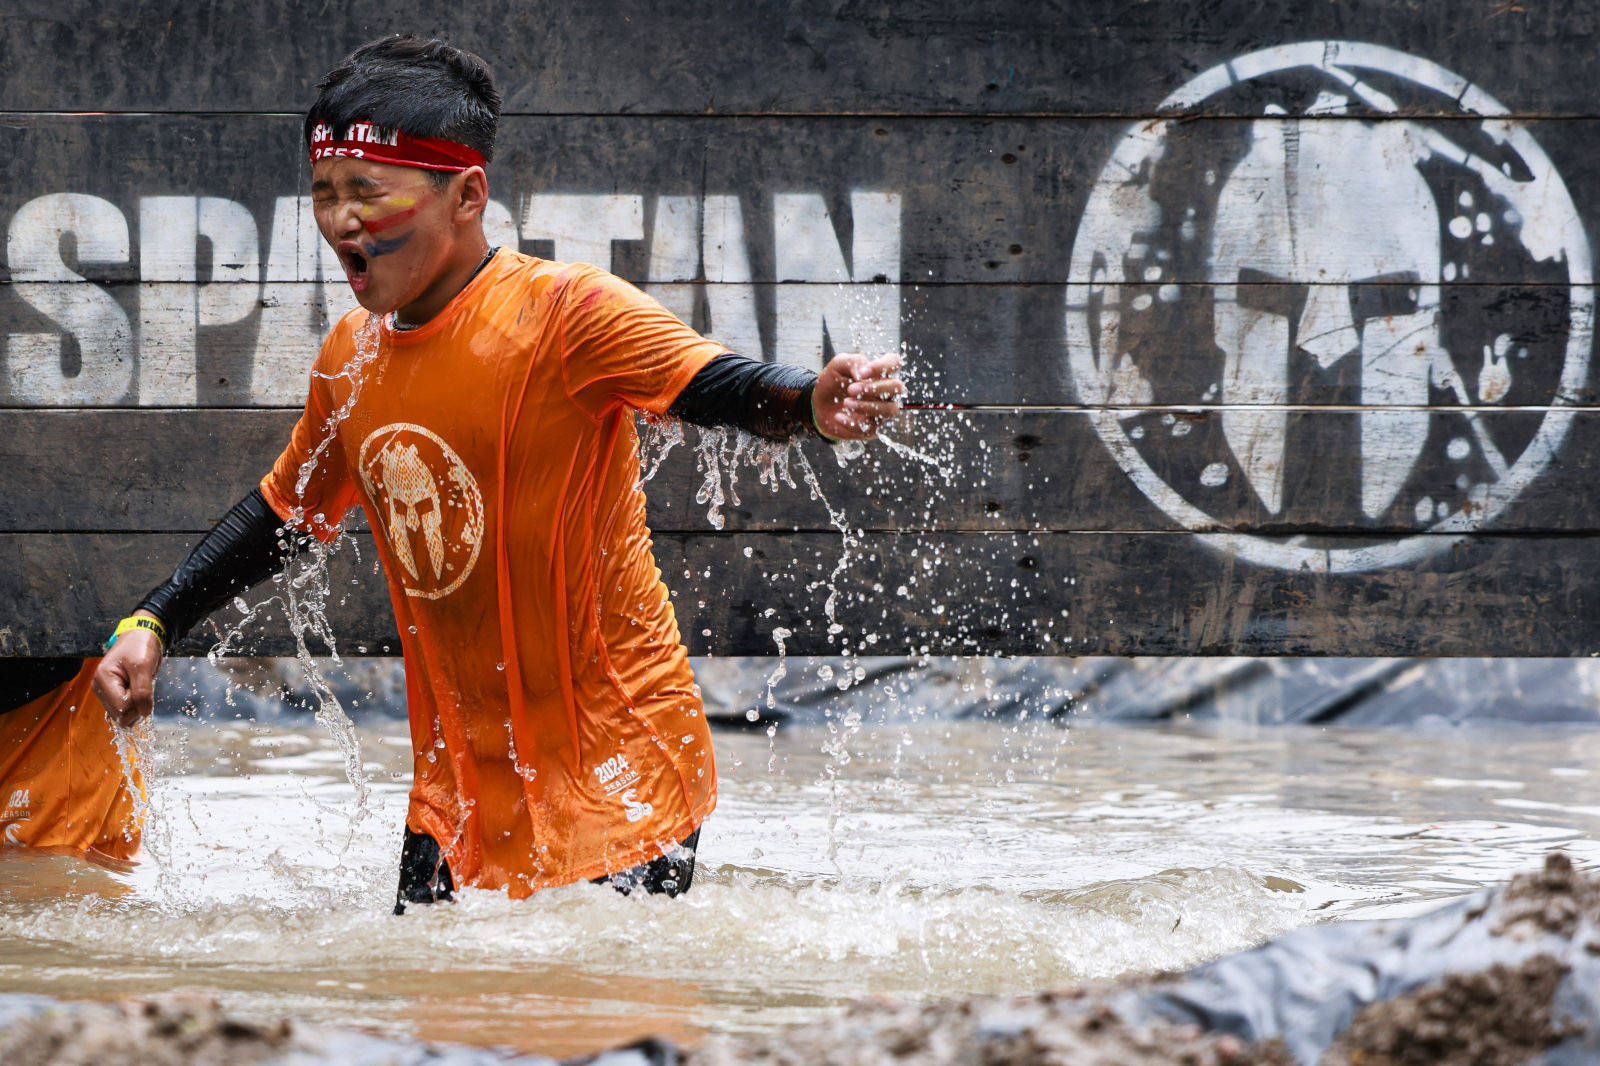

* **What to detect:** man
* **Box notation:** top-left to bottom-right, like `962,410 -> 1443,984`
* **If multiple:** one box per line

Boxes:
1,659 -> 142,867
92,36 -> 903,909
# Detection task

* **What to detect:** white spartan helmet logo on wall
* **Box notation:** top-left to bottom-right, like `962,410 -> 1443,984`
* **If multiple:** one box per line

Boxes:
358,423 -> 486,599
1213,95 -> 1464,519
1066,41 -> 1593,574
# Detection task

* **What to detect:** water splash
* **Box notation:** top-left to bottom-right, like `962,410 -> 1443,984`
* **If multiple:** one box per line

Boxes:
206,316 -> 386,837
280,317 -> 386,811
791,445 -> 857,639
874,430 -> 949,477
637,414 -> 685,487
107,714 -> 158,883
763,627 -> 794,716
106,716 -> 149,840
692,427 -> 732,529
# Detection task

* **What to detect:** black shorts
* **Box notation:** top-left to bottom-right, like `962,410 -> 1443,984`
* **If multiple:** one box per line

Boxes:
394,827 -> 701,913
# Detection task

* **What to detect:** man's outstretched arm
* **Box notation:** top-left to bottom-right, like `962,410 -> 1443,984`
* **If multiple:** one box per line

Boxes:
668,351 -> 905,441
93,489 -> 311,725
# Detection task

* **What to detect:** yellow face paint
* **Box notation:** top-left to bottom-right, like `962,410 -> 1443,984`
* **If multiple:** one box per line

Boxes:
358,193 -> 420,220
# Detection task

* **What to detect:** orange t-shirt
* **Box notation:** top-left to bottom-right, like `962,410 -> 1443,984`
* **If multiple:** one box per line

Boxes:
261,251 -> 723,896
0,660 -> 143,867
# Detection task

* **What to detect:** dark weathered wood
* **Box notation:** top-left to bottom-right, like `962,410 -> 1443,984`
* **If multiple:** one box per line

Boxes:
0,532 -> 401,657
1,114 -> 1597,287
7,530 -> 1600,658
4,407 -> 1598,535
3,0 -> 1596,117
0,282 -> 1588,408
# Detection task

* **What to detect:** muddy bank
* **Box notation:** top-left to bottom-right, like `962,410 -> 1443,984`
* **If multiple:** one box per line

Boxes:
688,992 -> 1294,1066
1321,955 -> 1575,1066
0,993 -> 558,1066
5,854 -> 1600,1066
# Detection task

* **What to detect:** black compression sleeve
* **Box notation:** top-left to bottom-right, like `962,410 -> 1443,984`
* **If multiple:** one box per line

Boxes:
134,489 -> 312,646
667,353 -> 823,440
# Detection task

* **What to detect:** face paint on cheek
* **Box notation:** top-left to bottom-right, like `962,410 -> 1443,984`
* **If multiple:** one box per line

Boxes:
362,232 -> 415,259
356,191 -> 432,262
363,202 -> 424,235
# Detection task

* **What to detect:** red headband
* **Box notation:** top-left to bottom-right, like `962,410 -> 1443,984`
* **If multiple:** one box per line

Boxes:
308,121 -> 486,172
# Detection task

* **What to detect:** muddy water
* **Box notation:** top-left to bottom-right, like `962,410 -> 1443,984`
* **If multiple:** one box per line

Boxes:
1,716 -> 1598,1059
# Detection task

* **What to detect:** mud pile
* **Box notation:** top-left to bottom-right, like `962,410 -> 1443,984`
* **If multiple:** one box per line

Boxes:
0,995 -> 290,1066
687,992 -> 1293,1066
0,992 -> 557,1066
1321,955 -> 1574,1066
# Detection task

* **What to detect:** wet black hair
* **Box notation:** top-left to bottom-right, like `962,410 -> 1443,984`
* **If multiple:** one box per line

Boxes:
305,34 -> 501,183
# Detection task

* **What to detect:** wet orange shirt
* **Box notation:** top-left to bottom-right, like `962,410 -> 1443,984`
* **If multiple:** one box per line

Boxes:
261,252 -> 722,896
0,660 -> 142,866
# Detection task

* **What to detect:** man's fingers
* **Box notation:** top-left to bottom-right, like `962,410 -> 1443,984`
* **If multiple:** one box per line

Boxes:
857,353 -> 903,379
826,352 -> 871,381
846,378 -> 906,400
128,668 -> 155,718
841,398 -> 903,422
91,660 -> 130,714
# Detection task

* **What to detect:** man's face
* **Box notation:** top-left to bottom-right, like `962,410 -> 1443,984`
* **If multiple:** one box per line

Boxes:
310,157 -> 458,314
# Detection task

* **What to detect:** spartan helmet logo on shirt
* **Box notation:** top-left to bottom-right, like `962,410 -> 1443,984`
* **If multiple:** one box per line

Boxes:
1066,41 -> 1592,574
358,424 -> 485,599
380,442 -> 446,581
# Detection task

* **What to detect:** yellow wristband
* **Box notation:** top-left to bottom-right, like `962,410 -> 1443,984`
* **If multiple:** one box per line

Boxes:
108,615 -> 167,651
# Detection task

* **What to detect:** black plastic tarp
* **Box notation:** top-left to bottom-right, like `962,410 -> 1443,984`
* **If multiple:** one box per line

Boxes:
140,655 -> 1600,728
693,656 -> 1600,727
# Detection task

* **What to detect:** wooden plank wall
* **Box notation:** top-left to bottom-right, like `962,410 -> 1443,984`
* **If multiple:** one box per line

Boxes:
3,1 -> 1599,656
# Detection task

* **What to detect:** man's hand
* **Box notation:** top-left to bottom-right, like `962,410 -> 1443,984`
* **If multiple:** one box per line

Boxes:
92,611 -> 165,728
813,352 -> 905,440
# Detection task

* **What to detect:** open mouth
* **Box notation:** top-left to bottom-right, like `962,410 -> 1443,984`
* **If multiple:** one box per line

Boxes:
339,245 -> 372,293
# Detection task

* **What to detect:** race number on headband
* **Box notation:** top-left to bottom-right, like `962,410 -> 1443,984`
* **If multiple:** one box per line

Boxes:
308,121 -> 486,172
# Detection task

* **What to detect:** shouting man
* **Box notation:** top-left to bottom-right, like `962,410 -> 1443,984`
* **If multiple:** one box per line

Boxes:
92,36 -> 903,909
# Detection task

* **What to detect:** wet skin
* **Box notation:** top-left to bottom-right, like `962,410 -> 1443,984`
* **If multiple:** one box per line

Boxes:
308,156 -> 491,327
